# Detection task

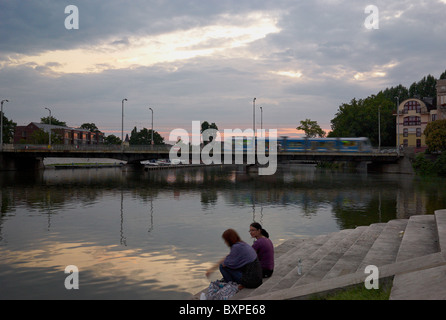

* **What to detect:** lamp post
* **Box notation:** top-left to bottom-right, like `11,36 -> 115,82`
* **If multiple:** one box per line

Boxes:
1,99 -> 9,151
395,96 -> 400,155
253,98 -> 256,147
260,106 -> 263,131
149,107 -> 154,145
121,98 -> 127,148
44,107 -> 52,147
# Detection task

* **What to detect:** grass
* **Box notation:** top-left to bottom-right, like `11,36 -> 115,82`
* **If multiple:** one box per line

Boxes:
310,282 -> 392,300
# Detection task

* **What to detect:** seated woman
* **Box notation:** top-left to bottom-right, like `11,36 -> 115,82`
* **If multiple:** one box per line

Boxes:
206,228 -> 263,289
249,222 -> 274,278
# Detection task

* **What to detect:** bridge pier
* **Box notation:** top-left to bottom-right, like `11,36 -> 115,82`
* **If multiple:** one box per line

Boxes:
0,153 -> 44,171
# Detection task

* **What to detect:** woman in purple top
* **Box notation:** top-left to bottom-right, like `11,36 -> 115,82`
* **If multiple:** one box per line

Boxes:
250,222 -> 274,278
206,229 -> 262,289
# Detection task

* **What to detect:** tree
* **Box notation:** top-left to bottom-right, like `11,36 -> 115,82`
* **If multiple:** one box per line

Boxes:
328,93 -> 395,147
28,129 -> 62,145
1,113 -> 16,144
80,123 -> 101,133
201,121 -> 218,145
424,119 -> 446,153
40,116 -> 67,127
129,126 -> 164,145
297,119 -> 326,138
104,134 -> 121,145
408,74 -> 437,98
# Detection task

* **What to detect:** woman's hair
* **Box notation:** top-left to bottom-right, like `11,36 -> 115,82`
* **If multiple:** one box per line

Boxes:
222,229 -> 242,247
250,222 -> 269,238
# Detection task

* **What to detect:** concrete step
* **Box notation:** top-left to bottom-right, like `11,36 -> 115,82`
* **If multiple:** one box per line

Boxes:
435,209 -> 446,256
287,226 -> 368,288
356,219 -> 408,271
242,233 -> 336,297
323,222 -> 387,280
395,215 -> 439,262
389,210 -> 446,300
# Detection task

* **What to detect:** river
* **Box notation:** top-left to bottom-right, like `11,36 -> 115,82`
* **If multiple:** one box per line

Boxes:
1,164 -> 445,299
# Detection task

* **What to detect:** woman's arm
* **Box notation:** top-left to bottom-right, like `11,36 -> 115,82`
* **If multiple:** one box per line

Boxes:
205,257 -> 225,278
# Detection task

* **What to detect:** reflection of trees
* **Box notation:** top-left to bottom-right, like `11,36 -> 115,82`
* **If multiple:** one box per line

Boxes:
1,166 -> 446,236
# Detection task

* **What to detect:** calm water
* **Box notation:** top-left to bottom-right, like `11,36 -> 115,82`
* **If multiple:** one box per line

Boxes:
1,164 -> 446,299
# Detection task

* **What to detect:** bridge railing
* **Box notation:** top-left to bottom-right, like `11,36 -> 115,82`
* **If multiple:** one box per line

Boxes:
3,144 -> 172,152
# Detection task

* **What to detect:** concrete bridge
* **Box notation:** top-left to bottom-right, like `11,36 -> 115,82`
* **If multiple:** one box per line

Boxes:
0,144 -> 409,173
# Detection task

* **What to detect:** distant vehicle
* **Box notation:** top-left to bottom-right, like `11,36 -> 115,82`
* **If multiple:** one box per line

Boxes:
279,137 -> 373,153
223,137 -> 373,153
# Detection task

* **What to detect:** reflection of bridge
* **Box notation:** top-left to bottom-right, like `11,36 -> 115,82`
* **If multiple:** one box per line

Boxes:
0,144 -> 407,173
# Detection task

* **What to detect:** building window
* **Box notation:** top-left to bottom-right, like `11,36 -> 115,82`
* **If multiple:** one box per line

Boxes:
403,116 -> 421,126
403,139 -> 408,147
403,128 -> 408,137
416,139 -> 421,148
404,101 -> 421,113
416,128 -> 421,137
432,114 -> 437,121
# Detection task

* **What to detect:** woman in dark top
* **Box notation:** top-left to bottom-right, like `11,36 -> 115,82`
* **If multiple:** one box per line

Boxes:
206,229 -> 262,289
249,222 -> 274,278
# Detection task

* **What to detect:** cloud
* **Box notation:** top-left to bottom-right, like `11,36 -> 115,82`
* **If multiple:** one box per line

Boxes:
1,0 -> 446,138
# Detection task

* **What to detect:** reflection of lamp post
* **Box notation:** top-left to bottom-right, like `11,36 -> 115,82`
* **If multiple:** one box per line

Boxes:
378,105 -> 381,152
149,107 -> 154,145
121,98 -> 127,148
1,99 -> 10,151
44,107 -> 52,147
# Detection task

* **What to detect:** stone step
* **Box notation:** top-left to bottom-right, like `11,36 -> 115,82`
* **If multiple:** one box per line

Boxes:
435,209 -> 446,256
396,215 -> 439,262
286,226 -> 367,288
323,222 -> 387,280
356,219 -> 408,271
241,233 -> 338,298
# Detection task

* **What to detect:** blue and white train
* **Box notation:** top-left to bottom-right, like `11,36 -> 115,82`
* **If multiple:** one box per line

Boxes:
225,137 -> 373,153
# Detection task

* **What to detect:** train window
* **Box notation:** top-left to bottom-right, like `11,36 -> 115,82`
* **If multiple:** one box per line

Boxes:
341,141 -> 357,147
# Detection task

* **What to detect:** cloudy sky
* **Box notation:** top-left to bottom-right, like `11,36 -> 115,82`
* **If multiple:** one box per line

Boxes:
1,0 -> 446,141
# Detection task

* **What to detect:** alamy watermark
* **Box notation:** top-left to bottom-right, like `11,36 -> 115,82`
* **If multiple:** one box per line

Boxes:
364,5 -> 379,30
169,121 -> 277,176
64,5 -> 79,30
364,265 -> 379,289
64,265 -> 79,290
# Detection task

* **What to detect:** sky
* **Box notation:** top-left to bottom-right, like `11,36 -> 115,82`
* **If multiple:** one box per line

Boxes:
1,0 -> 446,142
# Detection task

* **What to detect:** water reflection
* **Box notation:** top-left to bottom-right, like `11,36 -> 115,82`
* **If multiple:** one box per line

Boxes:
1,165 -> 446,299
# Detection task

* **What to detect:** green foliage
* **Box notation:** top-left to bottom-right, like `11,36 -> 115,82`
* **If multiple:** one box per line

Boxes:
297,119 -> 326,138
80,123 -> 101,133
328,70 -> 446,147
40,116 -> 66,127
413,153 -> 446,176
1,112 -> 16,144
129,126 -> 164,145
28,129 -> 62,145
424,119 -> 446,153
104,134 -> 121,145
328,93 -> 395,147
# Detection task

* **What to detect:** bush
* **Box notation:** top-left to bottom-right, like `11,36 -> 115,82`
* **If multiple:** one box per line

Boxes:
413,152 -> 446,176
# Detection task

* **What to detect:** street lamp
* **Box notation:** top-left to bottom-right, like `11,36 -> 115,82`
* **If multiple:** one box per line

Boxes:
260,106 -> 263,131
121,98 -> 127,148
149,107 -> 154,145
44,107 -> 52,147
253,97 -> 256,144
395,96 -> 400,155
1,99 -> 10,151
